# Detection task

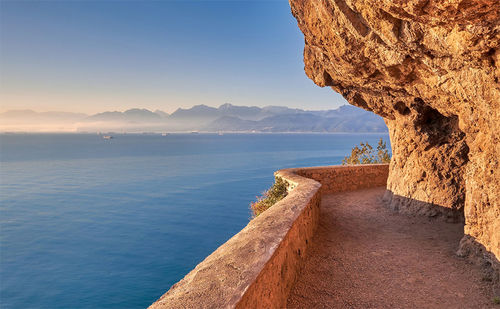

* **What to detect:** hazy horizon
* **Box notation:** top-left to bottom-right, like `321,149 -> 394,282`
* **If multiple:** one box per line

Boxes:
0,103 -> 387,133
0,102 -> 348,115
0,1 -> 348,115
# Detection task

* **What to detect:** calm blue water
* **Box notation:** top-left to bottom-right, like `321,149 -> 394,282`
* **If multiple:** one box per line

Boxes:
0,133 -> 389,308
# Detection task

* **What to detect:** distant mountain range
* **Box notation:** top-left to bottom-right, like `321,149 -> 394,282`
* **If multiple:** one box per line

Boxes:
0,104 -> 387,133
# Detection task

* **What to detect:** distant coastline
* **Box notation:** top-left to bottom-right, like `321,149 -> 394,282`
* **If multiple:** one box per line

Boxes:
1,131 -> 390,135
0,103 -> 387,133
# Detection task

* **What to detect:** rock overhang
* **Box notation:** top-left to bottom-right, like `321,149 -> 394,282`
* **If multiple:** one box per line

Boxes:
288,0 -> 499,277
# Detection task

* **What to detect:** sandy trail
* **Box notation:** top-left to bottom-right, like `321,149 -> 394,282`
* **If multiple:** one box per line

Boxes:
287,187 -> 495,308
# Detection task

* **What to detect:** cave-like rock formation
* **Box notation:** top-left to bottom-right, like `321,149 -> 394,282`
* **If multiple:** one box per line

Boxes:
289,0 -> 499,276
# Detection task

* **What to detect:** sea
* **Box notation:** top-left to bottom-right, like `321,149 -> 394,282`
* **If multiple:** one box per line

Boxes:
0,133 -> 389,308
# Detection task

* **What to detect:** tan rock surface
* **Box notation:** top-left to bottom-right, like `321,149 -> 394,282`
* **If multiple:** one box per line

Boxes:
289,0 -> 499,275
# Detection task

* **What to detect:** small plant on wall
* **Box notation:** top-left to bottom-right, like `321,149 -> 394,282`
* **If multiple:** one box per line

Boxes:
250,177 -> 288,218
342,138 -> 391,165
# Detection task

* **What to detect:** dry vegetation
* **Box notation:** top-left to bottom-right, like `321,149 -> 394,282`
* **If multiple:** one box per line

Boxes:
250,177 -> 288,218
342,138 -> 391,165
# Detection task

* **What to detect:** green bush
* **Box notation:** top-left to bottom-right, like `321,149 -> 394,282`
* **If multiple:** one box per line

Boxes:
250,177 -> 288,218
342,138 -> 391,165
493,296 -> 500,305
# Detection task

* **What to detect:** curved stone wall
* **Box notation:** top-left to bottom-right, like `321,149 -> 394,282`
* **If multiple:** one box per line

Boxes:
292,164 -> 389,194
149,164 -> 389,309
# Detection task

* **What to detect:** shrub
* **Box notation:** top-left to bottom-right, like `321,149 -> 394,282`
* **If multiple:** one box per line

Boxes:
250,177 -> 288,218
493,296 -> 500,305
342,138 -> 391,165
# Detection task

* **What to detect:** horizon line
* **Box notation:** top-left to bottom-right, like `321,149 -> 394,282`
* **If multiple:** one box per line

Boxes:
0,103 -> 352,115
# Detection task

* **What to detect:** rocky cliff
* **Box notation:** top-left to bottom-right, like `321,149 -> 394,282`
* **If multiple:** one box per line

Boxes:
289,0 -> 499,275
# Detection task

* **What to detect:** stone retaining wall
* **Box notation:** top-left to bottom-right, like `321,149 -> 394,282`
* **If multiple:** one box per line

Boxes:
293,164 -> 390,194
149,164 -> 389,309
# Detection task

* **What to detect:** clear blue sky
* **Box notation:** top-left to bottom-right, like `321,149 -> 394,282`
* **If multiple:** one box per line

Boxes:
0,0 -> 347,114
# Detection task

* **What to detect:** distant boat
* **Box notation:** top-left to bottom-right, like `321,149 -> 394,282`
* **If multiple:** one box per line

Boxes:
161,133 -> 169,136
218,131 -> 223,136
102,135 -> 113,140
190,131 -> 199,134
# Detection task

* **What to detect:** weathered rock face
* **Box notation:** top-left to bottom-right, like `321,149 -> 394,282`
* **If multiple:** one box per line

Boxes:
289,0 -> 499,268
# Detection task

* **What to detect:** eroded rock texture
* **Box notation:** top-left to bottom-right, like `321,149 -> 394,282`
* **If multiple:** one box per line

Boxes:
289,0 -> 499,269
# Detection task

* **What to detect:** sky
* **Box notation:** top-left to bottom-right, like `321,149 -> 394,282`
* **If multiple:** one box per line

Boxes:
0,0 -> 347,114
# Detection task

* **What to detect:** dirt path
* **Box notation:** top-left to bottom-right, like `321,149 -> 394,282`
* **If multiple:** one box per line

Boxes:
287,187 -> 495,308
